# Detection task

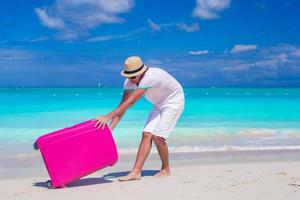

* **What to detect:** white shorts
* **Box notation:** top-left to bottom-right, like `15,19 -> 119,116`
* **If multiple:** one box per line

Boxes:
143,104 -> 184,140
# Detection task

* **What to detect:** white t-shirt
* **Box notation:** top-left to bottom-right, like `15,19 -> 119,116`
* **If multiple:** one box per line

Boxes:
123,67 -> 184,110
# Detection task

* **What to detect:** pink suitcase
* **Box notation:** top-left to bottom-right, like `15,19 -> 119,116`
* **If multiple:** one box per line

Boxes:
34,119 -> 118,188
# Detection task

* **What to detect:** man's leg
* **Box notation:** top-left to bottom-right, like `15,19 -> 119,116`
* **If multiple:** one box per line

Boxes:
152,135 -> 171,177
119,132 -> 153,181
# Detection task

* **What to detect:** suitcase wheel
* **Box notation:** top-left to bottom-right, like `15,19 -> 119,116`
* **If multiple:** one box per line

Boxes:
46,180 -> 54,189
33,141 -> 39,150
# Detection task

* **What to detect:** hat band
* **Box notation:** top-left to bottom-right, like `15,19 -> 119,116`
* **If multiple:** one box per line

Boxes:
124,64 -> 144,74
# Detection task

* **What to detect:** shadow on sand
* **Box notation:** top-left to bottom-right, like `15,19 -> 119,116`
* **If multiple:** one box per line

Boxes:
33,169 -> 159,188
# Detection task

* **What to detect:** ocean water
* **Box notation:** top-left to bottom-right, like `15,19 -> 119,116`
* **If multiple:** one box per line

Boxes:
0,87 -> 300,156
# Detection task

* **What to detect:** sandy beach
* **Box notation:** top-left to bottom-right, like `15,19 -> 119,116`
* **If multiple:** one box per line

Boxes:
1,150 -> 300,200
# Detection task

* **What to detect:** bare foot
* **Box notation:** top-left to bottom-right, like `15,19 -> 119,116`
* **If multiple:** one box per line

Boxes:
118,172 -> 141,182
154,169 -> 171,178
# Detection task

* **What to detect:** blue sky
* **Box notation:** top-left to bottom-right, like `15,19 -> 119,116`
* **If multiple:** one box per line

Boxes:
0,0 -> 300,87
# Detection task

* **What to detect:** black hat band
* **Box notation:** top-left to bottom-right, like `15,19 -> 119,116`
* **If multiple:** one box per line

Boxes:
124,64 -> 144,74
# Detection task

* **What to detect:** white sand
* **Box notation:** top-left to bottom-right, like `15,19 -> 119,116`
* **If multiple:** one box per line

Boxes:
1,151 -> 300,200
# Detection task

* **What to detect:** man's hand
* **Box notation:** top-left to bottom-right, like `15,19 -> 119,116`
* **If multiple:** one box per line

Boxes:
109,115 -> 120,131
93,115 -> 111,130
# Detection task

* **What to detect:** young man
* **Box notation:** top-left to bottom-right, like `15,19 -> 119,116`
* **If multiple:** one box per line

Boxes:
94,56 -> 185,181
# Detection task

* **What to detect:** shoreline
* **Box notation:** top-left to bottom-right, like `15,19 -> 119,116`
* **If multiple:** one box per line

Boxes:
1,149 -> 300,180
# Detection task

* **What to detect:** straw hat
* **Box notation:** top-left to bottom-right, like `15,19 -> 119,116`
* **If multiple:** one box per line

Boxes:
121,56 -> 148,77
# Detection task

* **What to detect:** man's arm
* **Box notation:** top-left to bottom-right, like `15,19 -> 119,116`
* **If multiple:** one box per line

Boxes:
109,90 -> 132,130
107,88 -> 146,119
94,88 -> 146,129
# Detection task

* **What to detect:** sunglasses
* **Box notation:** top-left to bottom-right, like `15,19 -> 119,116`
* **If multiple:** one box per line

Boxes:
129,76 -> 137,79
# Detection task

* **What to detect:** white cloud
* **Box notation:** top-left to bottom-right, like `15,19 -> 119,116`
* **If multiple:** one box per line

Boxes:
35,8 -> 64,29
35,0 -> 134,40
87,20 -> 201,42
86,27 -> 145,42
147,59 -> 162,65
276,53 -> 289,63
146,19 -> 161,32
170,44 -> 300,85
179,71 -> 206,79
86,35 -> 116,42
260,44 -> 300,59
0,48 -> 38,62
28,36 -> 49,42
291,49 -> 300,58
146,20 -> 200,34
146,20 -> 200,33
222,44 -> 298,79
189,50 -> 209,55
230,44 -> 257,53
177,22 -> 200,32
192,0 -> 231,19
222,59 -> 278,72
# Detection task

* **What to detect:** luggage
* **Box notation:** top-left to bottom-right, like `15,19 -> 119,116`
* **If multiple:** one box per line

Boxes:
34,119 -> 118,188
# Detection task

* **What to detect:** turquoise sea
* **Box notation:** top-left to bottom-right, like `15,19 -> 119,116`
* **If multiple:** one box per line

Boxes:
1,87 -> 300,156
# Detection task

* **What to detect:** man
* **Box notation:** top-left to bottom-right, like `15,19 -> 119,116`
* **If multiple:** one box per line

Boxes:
94,56 -> 185,181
